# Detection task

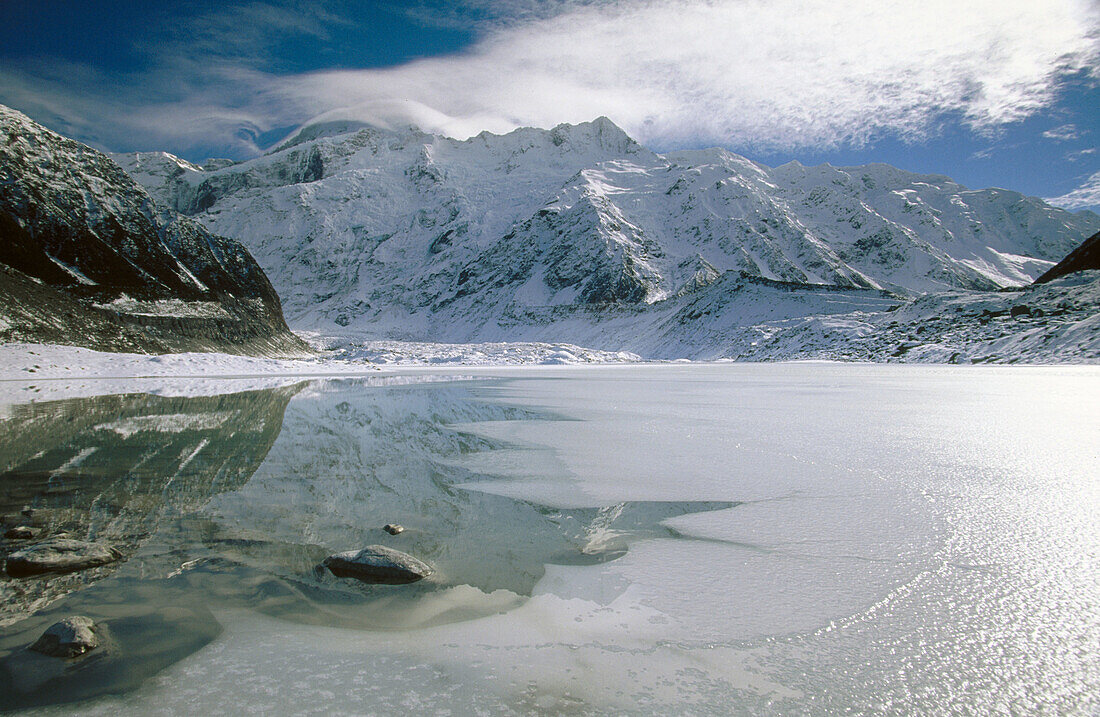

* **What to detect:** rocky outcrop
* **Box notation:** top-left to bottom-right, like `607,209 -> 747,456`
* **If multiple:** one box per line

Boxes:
1034,230 -> 1100,284
0,104 -> 310,356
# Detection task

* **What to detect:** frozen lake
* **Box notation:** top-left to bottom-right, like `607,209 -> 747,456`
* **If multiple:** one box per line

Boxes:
1,364 -> 1097,714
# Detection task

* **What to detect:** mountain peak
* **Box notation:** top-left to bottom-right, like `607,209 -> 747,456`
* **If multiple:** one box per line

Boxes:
273,119 -> 382,153
548,116 -> 637,153
111,99 -> 1100,346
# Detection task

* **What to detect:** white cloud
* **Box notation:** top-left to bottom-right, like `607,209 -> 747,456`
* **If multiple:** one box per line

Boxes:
283,0 -> 1100,150
1042,124 -> 1081,142
1047,170 -> 1100,211
1,0 -> 1098,157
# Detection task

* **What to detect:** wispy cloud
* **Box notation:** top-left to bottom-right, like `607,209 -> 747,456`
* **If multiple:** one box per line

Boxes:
1042,124 -> 1082,142
2,0 -> 1098,159
1047,170 -> 1100,211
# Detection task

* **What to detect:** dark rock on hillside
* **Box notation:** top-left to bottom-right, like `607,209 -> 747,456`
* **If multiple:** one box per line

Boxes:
0,104 -> 310,356
3,526 -> 35,540
1034,231 -> 1100,284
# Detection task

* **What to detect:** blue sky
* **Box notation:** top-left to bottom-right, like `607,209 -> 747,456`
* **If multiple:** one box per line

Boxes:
2,0 -> 1098,211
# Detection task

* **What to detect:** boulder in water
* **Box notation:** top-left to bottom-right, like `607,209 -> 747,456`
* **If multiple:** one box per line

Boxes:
322,545 -> 432,584
4,526 -> 36,540
5,539 -> 122,577
29,617 -> 102,658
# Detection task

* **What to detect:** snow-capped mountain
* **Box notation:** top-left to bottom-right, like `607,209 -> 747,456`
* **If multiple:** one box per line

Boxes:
115,116 -> 1100,355
0,105 -> 308,356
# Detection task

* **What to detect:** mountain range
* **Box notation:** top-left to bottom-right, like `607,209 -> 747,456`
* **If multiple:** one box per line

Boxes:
0,102 -> 1096,363
112,115 -> 1100,362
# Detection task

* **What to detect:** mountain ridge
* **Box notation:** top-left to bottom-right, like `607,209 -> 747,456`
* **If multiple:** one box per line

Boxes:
1034,230 -> 1100,284
112,115 -> 1100,360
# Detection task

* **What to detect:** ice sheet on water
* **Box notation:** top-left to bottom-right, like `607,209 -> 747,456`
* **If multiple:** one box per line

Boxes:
8,364 -> 1099,714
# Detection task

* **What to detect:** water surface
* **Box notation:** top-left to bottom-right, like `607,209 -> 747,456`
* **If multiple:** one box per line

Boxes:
0,364 -> 1097,714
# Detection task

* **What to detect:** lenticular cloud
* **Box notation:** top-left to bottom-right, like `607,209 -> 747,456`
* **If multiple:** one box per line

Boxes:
288,0 -> 1100,150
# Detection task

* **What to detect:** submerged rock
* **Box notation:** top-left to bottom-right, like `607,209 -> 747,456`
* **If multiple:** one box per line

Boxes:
4,526 -> 36,540
322,545 -> 432,584
5,539 -> 122,577
0,605 -> 219,711
382,524 -> 405,535
29,617 -> 102,658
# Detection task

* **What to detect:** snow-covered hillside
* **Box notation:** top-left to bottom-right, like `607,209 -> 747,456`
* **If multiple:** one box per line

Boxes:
0,105 -> 309,356
115,117 -> 1100,359
316,271 -> 1100,364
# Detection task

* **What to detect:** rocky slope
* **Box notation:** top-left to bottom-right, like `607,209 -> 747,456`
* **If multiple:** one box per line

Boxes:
0,105 -> 310,356
669,271 -> 1100,364
116,116 -> 1100,357
1034,230 -> 1100,284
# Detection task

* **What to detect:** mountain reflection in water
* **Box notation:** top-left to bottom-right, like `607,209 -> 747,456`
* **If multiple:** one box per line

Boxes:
0,376 -> 728,710
0,383 -> 304,626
